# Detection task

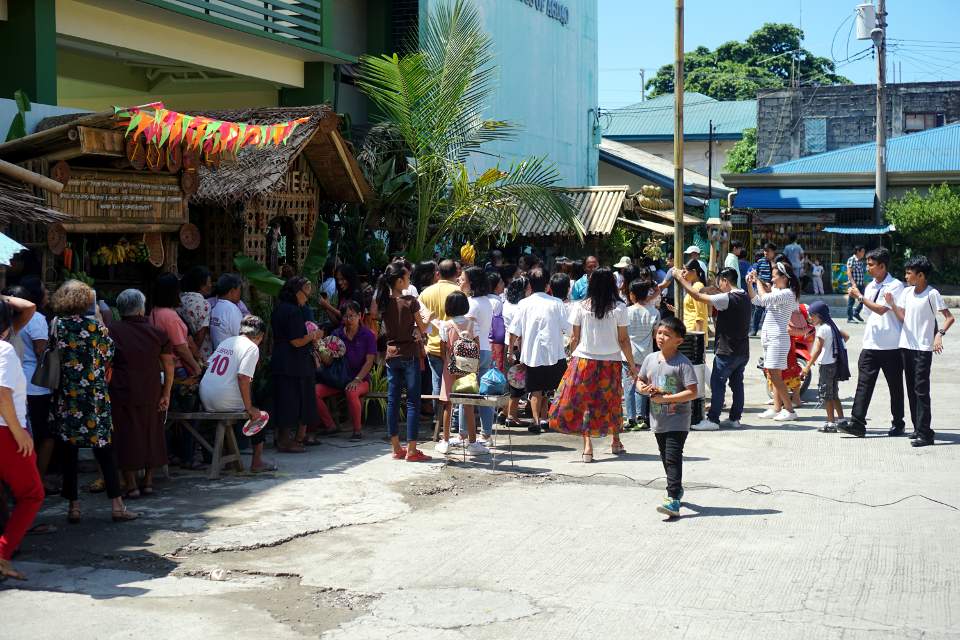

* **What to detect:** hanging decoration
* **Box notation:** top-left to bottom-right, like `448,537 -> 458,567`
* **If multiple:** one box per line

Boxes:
113,102 -> 310,154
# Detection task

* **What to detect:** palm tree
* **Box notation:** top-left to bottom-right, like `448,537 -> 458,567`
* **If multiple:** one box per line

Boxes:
356,0 -> 584,260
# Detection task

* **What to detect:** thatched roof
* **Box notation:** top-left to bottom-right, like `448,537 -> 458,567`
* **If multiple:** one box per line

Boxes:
0,177 -> 70,226
1,106 -> 372,206
189,106 -> 372,205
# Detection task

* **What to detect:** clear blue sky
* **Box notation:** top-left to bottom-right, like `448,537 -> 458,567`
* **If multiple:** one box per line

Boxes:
599,0 -> 960,108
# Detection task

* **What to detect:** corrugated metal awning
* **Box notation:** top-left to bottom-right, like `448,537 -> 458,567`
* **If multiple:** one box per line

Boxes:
822,224 -> 896,235
734,188 -> 875,210
516,185 -> 629,236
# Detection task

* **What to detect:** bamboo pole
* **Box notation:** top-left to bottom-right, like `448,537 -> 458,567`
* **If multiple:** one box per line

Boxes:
673,0 -> 685,319
0,158 -> 64,194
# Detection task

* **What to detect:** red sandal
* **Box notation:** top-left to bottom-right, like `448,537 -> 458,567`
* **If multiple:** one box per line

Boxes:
392,449 -> 407,460
406,450 -> 432,463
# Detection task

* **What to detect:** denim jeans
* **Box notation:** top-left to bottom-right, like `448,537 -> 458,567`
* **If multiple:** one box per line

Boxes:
458,350 -> 494,436
386,357 -> 421,442
708,353 -> 749,423
751,306 -> 765,334
622,365 -> 649,421
847,293 -> 864,321
428,354 -> 445,412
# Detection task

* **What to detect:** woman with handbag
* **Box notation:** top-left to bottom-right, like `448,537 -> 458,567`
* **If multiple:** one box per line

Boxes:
456,266 -> 495,448
48,280 -> 138,523
0,295 -> 42,580
315,302 -> 376,441
377,263 -> 431,462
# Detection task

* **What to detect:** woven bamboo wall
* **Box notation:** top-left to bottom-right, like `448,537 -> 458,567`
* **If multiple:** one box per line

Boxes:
242,155 -> 320,270
199,205 -> 244,277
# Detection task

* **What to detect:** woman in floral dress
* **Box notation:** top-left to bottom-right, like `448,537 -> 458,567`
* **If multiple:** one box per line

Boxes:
50,280 -> 137,523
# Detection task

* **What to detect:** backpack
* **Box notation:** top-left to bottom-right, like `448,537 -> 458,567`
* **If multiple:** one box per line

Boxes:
448,326 -> 480,377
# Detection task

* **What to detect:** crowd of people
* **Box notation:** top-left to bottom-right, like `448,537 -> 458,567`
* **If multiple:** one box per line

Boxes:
0,241 -> 955,579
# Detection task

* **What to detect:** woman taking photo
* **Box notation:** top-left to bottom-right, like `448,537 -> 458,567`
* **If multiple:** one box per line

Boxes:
549,268 -> 636,462
0,294 -> 41,580
377,263 -> 431,462
272,276 -> 323,452
746,261 -> 800,422
315,302 -> 376,440
50,280 -> 138,523
109,289 -> 175,498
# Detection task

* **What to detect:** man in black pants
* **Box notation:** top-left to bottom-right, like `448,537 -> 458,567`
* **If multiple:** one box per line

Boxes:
838,248 -> 906,437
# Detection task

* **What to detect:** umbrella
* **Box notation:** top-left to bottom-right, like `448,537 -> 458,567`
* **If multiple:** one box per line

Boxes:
0,232 -> 27,266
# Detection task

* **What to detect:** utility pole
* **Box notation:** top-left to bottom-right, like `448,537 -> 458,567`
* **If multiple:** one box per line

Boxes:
673,0 -> 685,315
639,69 -> 646,101
872,0 -> 887,226
707,119 -> 714,201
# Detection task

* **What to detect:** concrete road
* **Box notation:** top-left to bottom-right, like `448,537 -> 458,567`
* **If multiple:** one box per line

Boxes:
3,321 -> 960,639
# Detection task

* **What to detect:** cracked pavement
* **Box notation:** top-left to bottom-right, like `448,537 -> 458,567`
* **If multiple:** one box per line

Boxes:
3,322 -> 960,639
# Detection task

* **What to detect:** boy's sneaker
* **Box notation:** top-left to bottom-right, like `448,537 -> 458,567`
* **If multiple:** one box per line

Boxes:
622,418 -> 637,432
435,439 -> 451,454
773,410 -> 798,422
447,435 -> 465,448
818,422 -> 837,433
691,419 -> 720,431
636,419 -> 650,431
758,408 -> 778,419
720,419 -> 741,429
656,498 -> 681,518
478,433 -> 495,447
467,442 -> 490,456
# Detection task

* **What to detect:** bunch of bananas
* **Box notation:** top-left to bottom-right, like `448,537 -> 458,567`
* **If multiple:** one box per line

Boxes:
92,241 -> 150,266
460,241 -> 477,266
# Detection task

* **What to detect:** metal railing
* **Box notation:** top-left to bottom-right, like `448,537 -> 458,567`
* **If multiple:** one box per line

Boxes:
137,0 -> 324,48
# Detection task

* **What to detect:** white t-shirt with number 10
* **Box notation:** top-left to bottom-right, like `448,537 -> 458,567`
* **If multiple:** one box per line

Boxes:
199,335 -> 260,412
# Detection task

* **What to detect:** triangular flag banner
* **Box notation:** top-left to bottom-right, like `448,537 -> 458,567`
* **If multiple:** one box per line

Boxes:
113,103 -> 315,151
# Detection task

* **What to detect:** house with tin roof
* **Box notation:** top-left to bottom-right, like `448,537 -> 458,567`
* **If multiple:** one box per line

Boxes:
722,123 -> 960,274
600,92 -> 756,180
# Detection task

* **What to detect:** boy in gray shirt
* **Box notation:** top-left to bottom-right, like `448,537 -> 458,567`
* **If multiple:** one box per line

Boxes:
638,316 -> 699,518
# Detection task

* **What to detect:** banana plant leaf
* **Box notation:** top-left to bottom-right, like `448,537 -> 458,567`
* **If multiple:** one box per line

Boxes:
301,219 -> 329,287
5,90 -> 31,142
233,253 -> 284,297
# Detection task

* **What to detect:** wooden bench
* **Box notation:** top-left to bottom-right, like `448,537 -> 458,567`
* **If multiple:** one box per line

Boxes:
166,411 -> 248,480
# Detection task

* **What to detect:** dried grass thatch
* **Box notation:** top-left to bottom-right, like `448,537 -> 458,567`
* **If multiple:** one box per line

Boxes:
0,177 -> 70,226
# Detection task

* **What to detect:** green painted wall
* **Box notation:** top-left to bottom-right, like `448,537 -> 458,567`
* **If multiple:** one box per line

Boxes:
0,0 -> 57,103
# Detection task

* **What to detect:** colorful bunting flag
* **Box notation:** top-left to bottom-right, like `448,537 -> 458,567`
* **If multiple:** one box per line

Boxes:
113,102 -> 310,151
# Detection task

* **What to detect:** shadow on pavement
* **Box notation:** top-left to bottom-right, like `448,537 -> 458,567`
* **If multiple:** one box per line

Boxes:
680,502 -> 783,518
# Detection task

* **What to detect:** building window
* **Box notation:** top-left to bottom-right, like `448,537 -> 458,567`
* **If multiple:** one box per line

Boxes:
803,117 -> 827,155
904,113 -> 945,133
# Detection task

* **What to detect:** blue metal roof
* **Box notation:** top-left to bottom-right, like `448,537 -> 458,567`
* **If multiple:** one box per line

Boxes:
752,123 -> 960,174
734,188 -> 875,210
603,92 -> 756,140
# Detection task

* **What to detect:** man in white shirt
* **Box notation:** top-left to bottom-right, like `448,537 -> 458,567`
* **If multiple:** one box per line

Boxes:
199,315 -> 270,472
838,248 -> 906,438
885,255 -> 955,447
724,240 -> 743,286
209,273 -> 244,350
508,268 -> 571,433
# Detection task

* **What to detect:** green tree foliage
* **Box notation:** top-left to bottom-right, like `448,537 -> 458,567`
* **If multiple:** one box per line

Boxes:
647,24 -> 851,101
723,128 -> 758,173
885,184 -> 960,248
356,0 -> 582,259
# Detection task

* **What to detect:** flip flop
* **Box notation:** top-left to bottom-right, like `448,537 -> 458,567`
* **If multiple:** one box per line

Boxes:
250,462 -> 279,473
277,444 -> 306,454
27,523 -> 57,535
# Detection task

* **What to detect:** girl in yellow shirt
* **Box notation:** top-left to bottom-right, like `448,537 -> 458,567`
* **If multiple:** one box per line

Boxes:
682,259 -> 709,334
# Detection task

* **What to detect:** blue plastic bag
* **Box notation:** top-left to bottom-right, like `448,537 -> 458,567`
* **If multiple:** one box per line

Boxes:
479,367 -> 507,395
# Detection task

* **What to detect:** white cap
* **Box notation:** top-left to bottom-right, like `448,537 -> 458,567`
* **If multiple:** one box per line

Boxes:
613,256 -> 632,269
685,245 -> 701,255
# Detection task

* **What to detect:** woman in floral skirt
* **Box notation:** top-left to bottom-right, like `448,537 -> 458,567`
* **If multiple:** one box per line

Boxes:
548,268 -> 638,462
50,280 -> 137,523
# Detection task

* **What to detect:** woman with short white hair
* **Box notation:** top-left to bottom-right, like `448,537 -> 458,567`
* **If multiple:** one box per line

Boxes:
109,289 -> 175,498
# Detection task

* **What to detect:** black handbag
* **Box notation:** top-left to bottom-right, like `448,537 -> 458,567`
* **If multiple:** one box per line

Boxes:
31,318 -> 61,391
316,356 -> 350,390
